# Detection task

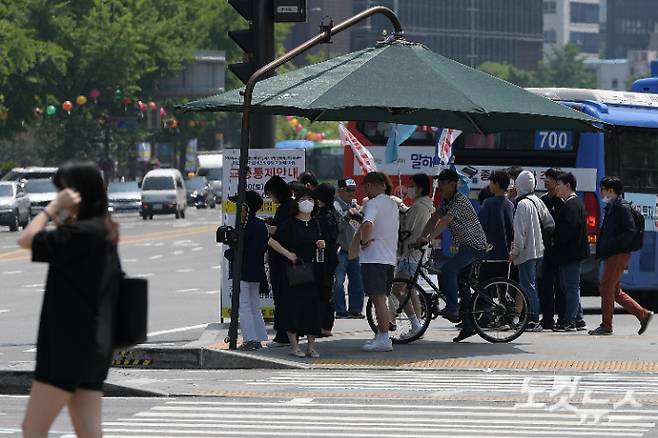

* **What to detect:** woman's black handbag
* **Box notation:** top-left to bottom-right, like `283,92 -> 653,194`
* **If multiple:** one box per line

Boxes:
114,275 -> 148,348
286,262 -> 315,287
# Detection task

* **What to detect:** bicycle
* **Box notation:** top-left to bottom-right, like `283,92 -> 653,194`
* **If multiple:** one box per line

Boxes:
365,243 -> 530,343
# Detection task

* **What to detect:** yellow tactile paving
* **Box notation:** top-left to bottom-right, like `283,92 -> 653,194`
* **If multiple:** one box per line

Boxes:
310,358 -> 658,372
188,388 -> 658,405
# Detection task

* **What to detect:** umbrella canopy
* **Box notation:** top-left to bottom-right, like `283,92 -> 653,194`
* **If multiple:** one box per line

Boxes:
180,39 -> 599,133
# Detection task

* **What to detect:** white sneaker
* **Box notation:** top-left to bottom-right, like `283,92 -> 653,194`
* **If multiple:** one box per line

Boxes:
362,337 -> 393,352
400,326 -> 422,340
266,341 -> 288,348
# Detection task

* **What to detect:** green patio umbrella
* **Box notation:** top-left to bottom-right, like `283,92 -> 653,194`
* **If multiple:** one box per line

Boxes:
181,38 -> 599,133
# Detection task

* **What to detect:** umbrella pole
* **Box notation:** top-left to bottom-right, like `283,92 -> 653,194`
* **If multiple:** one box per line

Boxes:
227,6 -> 404,350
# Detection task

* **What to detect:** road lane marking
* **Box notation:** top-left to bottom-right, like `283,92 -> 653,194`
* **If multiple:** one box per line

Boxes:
2,270 -> 24,275
147,323 -> 210,337
149,255 -> 163,260
0,310 -> 9,314
171,250 -> 184,255
211,265 -> 221,269
175,268 -> 194,273
134,274 -> 154,278
23,348 -> 36,353
22,284 -> 43,288
176,288 -> 199,293
192,247 -> 204,251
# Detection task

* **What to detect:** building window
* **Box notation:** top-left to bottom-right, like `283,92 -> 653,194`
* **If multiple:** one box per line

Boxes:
544,29 -> 557,43
570,31 -> 601,53
570,2 -> 599,24
544,0 -> 556,14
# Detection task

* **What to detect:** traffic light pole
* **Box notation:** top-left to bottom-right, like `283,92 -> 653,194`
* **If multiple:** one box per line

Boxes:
227,6 -> 403,350
251,0 -> 275,148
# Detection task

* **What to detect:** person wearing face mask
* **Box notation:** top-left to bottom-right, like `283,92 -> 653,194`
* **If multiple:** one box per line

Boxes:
268,188 -> 326,358
591,176 -> 653,336
391,173 -> 434,339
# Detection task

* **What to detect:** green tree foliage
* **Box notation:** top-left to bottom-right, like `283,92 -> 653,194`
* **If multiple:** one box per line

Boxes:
479,44 -> 596,89
538,43 -> 596,88
478,62 -> 539,87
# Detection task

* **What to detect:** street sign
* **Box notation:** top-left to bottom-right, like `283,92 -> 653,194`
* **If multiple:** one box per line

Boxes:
274,0 -> 306,23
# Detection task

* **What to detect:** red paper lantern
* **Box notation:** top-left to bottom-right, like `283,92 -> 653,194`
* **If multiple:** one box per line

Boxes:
295,124 -> 303,132
137,101 -> 146,112
149,101 -> 156,111
62,101 -> 73,112
159,107 -> 167,118
89,88 -> 101,99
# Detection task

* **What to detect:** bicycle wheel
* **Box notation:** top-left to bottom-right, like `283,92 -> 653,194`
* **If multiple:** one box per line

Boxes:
365,280 -> 432,344
470,277 -> 530,343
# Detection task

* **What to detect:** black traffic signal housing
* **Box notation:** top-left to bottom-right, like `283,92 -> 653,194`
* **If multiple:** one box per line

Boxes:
228,0 -> 275,85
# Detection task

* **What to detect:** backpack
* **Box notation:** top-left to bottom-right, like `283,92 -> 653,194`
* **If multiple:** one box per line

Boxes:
627,202 -> 645,252
516,195 -> 554,249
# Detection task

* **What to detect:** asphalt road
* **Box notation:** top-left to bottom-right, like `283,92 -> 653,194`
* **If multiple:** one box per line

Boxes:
0,208 -> 223,367
3,368 -> 658,437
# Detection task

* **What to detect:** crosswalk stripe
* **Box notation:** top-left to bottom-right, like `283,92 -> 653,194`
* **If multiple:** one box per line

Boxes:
164,400 -> 658,415
102,421 -> 644,436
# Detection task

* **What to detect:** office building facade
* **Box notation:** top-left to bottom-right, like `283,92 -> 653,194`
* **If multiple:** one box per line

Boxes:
349,0 -> 544,70
543,0 -> 603,58
606,0 -> 658,58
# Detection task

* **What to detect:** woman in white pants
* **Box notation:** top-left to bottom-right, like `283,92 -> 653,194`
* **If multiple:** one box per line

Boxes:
225,191 -> 270,350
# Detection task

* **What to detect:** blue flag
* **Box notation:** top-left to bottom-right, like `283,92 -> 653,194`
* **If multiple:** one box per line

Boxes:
385,124 -> 417,163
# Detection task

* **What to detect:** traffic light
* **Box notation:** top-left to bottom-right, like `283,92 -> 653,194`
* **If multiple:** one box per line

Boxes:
228,0 -> 274,85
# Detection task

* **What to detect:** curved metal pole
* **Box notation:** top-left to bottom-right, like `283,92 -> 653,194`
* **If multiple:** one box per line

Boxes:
227,6 -> 403,350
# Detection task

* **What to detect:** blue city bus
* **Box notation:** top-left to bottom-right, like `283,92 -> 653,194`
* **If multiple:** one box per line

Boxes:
346,81 -> 658,303
522,86 -> 658,297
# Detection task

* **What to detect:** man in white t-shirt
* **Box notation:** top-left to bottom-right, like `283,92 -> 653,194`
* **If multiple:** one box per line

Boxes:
358,172 -> 399,352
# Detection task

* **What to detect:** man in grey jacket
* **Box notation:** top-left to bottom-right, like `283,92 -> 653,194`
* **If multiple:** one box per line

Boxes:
333,179 -> 365,318
510,171 -> 555,332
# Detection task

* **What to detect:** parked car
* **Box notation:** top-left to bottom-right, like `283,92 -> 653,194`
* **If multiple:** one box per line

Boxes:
24,178 -> 57,217
0,182 -> 31,231
1,166 -> 58,182
185,176 -> 216,209
140,169 -> 187,220
107,181 -> 141,213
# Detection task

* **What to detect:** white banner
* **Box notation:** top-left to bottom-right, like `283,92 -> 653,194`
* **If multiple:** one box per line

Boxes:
356,146 -> 598,193
220,149 -> 305,320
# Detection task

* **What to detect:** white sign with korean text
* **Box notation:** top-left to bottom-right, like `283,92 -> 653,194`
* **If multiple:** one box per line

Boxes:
220,149 -> 305,320
357,146 -> 598,192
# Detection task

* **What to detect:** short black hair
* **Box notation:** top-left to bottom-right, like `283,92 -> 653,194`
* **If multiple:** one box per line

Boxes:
410,173 -> 431,197
290,187 -> 317,216
507,166 -> 524,180
478,186 -> 494,204
556,172 -> 577,191
435,168 -> 459,182
601,176 -> 623,195
544,167 -> 562,181
299,171 -> 318,188
489,170 -> 510,191
264,175 -> 292,202
53,161 -> 108,220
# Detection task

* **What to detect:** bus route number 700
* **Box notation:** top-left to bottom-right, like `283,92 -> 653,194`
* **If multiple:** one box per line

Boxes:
534,131 -> 573,151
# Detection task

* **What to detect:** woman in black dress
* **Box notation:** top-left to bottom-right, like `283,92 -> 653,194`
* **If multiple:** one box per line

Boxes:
264,175 -> 295,347
18,162 -> 120,438
268,188 -> 326,358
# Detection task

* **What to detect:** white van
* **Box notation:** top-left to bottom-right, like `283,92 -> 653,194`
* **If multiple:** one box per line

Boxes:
140,169 -> 187,220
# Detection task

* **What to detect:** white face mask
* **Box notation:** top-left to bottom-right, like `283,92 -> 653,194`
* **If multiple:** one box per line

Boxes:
601,196 -> 611,204
407,187 -> 417,199
298,199 -> 314,214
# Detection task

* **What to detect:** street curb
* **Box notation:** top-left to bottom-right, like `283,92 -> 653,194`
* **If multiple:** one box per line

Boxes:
112,346 -> 306,370
0,370 -> 166,397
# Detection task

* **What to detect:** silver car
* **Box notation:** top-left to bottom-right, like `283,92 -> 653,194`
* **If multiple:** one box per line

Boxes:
24,178 -> 57,218
108,181 -> 141,212
0,182 -> 31,231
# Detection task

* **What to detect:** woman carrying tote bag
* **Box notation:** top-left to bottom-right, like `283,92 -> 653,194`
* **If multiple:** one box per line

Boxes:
268,188 -> 326,358
17,161 -> 121,438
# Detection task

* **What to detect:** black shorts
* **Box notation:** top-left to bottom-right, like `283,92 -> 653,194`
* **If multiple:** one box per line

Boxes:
361,263 -> 394,296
